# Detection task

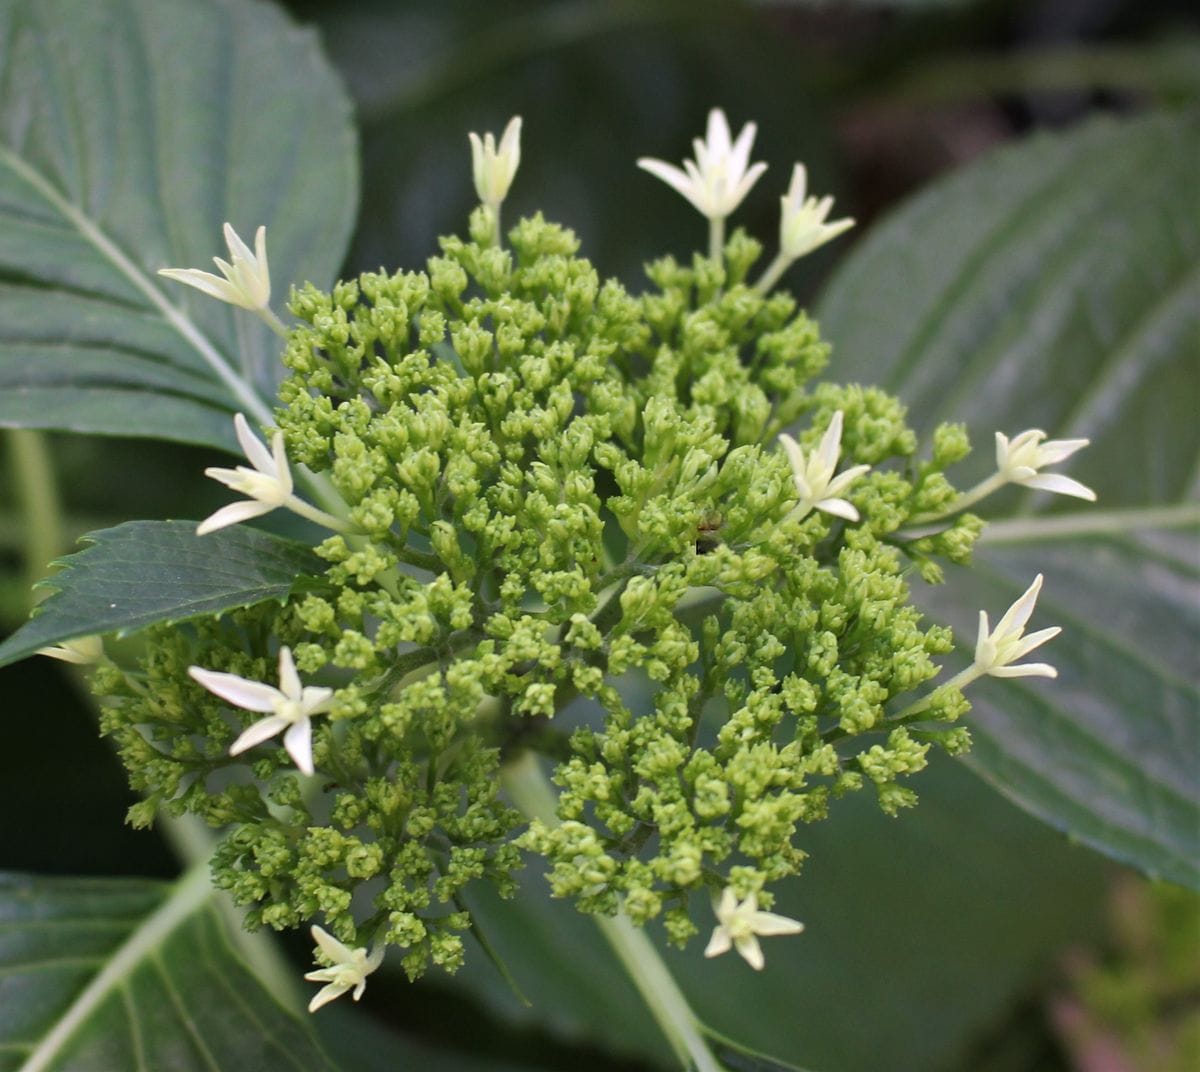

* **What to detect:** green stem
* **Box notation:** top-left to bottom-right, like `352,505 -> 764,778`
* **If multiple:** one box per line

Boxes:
708,216 -> 726,265
908,471 -> 1007,525
7,430 -> 64,607
753,250 -> 793,295
501,752 -> 723,1072
260,305 -> 290,340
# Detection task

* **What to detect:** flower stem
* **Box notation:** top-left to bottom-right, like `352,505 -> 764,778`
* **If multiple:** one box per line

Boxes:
909,471 -> 1008,525
500,751 -> 722,1072
753,250 -> 792,295
260,305 -> 291,339
7,430 -> 64,608
286,494 -> 352,533
708,216 -> 725,264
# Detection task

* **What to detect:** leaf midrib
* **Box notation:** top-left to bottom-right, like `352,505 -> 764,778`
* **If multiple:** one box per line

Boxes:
0,143 -> 272,427
18,863 -> 212,1072
978,503 -> 1200,544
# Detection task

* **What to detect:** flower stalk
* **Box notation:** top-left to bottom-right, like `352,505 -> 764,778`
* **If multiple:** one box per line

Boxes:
500,751 -> 723,1072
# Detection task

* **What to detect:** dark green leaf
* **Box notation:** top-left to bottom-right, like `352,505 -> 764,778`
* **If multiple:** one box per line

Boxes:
817,111 -> 1200,887
0,521 -> 322,669
0,0 -> 358,448
0,869 -> 339,1072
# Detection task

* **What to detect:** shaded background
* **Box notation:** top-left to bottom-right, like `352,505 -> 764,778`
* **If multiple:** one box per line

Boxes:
2,0 -> 1197,1069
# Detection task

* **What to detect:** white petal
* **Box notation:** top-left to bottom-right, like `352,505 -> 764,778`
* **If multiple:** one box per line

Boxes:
992,574 -> 1044,641
993,431 -> 1010,469
270,432 -> 293,495
734,934 -> 765,971
307,982 -> 351,1013
223,222 -> 256,267
157,268 -> 241,304
704,928 -> 732,959
784,163 -> 807,208
233,413 -> 276,476
284,717 -> 314,775
637,158 -> 704,212
815,497 -> 859,522
1019,473 -> 1097,501
188,666 -> 282,711
498,115 -> 522,181
728,119 -> 757,178
1008,625 -> 1062,661
817,411 -> 844,473
729,161 -> 768,212
1035,437 -> 1089,464
824,464 -> 870,500
300,685 -> 336,717
974,610 -> 992,664
706,108 -> 732,156
229,715 -> 291,756
990,662 -> 1058,679
352,978 -> 368,1001
312,925 -> 357,964
277,646 -> 302,699
195,498 -> 274,535
749,911 -> 804,937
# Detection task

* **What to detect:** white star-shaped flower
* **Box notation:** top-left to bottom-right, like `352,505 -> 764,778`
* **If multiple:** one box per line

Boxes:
304,925 -> 385,1013
159,223 -> 271,311
779,411 -> 871,522
197,413 -> 347,536
469,115 -> 522,209
779,163 -> 854,260
995,429 -> 1096,501
188,646 -> 334,775
198,413 -> 294,535
704,888 -> 804,971
973,574 -> 1061,680
637,108 -> 767,221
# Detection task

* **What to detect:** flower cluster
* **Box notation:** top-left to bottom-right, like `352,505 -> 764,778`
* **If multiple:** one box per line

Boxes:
85,111 -> 1088,997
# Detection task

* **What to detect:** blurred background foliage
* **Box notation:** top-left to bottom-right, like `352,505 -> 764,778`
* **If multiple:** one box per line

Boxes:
1,0 -> 1196,1069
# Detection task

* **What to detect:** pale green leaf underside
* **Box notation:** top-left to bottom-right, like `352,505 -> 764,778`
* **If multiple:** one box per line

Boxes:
817,111 -> 1200,887
0,0 -> 358,448
0,521 -> 323,669
0,869 -> 339,1072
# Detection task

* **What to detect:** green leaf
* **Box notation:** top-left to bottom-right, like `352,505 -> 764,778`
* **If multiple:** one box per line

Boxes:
0,0 -> 358,449
0,867 -> 339,1072
816,111 -> 1200,887
0,521 -> 322,669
